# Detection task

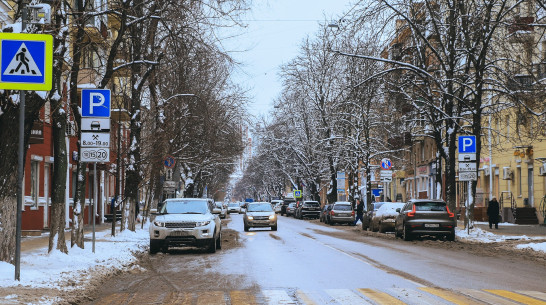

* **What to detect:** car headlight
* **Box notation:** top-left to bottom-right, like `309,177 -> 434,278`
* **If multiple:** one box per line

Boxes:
247,216 -> 254,220
269,214 -> 276,220
196,220 -> 211,227
153,221 -> 165,227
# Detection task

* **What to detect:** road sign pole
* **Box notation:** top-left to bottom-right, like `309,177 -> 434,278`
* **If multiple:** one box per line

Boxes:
15,10 -> 28,282
93,163 -> 97,253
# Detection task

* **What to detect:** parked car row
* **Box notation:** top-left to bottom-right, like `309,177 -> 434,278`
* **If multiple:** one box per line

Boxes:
318,201 -> 356,226
362,199 -> 457,241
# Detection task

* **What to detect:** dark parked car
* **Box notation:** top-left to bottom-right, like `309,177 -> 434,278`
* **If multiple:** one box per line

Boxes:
394,200 -> 457,241
294,200 -> 321,219
280,198 -> 296,216
285,203 -> 297,217
361,202 -> 387,231
327,201 -> 355,226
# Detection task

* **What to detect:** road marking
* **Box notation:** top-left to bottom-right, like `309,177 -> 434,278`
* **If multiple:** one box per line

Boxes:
326,289 -> 370,304
459,289 -> 521,305
389,288 -> 451,305
196,291 -> 225,305
484,290 -> 546,305
262,289 -> 296,304
419,287 -> 486,304
358,288 -> 406,304
230,290 -> 257,305
518,291 -> 546,302
163,291 -> 192,305
296,290 -> 320,305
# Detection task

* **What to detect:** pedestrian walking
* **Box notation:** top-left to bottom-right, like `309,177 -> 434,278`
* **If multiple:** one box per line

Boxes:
354,199 -> 364,225
487,196 -> 500,229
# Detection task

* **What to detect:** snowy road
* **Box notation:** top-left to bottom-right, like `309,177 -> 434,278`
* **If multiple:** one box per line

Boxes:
84,214 -> 546,304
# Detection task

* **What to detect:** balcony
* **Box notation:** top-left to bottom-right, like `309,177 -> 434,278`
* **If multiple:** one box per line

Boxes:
507,16 -> 534,43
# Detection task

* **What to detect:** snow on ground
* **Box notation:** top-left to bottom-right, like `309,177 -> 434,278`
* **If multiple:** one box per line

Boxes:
0,220 -> 544,304
0,224 -> 149,290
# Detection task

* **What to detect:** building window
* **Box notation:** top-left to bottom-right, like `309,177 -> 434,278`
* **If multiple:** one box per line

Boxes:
517,166 -> 522,197
30,161 -> 40,208
506,115 -> 510,139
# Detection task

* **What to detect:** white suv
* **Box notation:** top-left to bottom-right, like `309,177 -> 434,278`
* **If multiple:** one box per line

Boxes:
149,198 -> 222,254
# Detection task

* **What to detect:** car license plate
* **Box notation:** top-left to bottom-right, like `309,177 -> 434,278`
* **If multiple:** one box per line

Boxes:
170,230 -> 190,236
425,224 -> 440,228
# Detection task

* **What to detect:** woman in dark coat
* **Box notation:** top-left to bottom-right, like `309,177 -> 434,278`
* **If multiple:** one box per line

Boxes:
487,197 -> 500,229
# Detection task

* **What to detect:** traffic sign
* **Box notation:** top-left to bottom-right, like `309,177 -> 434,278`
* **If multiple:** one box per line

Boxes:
381,158 -> 392,170
81,118 -> 110,132
0,33 -> 53,90
459,171 -> 477,181
81,147 -> 110,162
458,136 -> 476,154
380,170 -> 393,177
458,162 -> 477,172
458,153 -> 477,162
163,156 -> 175,168
81,132 -> 110,148
293,190 -> 302,198
81,89 -> 111,118
380,177 -> 392,182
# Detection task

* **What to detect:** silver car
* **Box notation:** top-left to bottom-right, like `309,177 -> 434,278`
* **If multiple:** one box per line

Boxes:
227,202 -> 241,214
149,198 -> 222,254
243,202 -> 277,231
215,202 -> 227,219
328,201 -> 355,226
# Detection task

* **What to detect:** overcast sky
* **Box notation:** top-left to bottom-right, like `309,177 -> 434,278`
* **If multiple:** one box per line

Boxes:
221,1 -> 357,118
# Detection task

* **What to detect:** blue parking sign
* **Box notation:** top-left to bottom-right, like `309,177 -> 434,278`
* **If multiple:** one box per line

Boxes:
81,89 -> 111,118
458,136 -> 476,153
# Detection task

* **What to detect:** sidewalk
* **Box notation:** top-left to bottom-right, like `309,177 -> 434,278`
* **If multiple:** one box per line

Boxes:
20,223 -> 117,253
457,221 -> 546,237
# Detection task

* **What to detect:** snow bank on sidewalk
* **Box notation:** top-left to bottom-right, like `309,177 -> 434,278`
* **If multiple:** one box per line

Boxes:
0,225 -> 149,289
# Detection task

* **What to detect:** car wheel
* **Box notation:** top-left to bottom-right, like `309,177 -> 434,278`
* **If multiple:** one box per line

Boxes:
378,222 -> 385,233
403,225 -> 413,241
329,221 -> 335,226
208,236 -> 217,253
395,227 -> 402,238
244,224 -> 249,232
216,232 -> 222,249
362,221 -> 368,231
149,240 -> 161,254
271,225 -> 277,231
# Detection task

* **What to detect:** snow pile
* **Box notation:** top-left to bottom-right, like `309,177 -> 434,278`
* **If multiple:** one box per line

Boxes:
515,242 -> 546,253
455,227 -> 543,243
0,225 -> 149,289
375,203 -> 405,218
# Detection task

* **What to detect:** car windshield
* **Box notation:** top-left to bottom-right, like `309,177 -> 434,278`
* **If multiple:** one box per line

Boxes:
304,202 -> 320,207
160,200 -> 209,214
247,203 -> 273,212
228,203 -> 238,207
373,202 -> 387,210
333,204 -> 352,211
415,202 -> 447,211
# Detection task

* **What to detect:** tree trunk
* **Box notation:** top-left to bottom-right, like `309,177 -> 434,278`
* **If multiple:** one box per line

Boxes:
69,0 -> 86,249
49,96 -> 68,254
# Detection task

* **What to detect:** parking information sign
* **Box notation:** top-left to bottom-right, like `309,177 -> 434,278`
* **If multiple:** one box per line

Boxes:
81,89 -> 111,118
458,136 -> 477,181
0,33 -> 53,90
80,89 -> 111,163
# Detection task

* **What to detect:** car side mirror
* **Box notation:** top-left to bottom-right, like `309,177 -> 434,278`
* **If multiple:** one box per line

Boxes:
396,208 -> 401,213
212,208 -> 221,214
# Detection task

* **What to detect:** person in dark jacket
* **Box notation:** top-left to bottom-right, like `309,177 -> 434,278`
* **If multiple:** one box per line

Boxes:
354,199 -> 364,225
487,196 -> 500,229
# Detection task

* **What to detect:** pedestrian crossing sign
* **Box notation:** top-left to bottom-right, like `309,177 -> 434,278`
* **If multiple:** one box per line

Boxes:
0,33 -> 53,91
